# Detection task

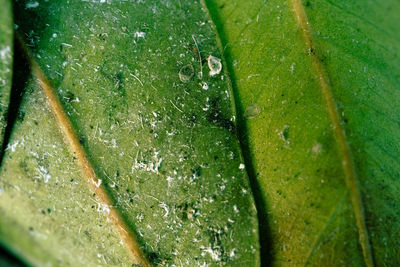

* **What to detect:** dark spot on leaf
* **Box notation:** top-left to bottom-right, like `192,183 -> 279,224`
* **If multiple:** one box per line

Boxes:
64,91 -> 75,103
207,98 -> 235,133
282,126 -> 289,141
19,161 -> 29,174
177,202 -> 198,221
98,33 -> 107,41
84,230 -> 92,241
192,166 -> 202,177
148,252 -> 164,265
16,111 -> 25,122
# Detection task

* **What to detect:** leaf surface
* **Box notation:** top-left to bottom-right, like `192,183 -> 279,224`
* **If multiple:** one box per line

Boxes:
0,0 -> 13,148
204,0 -> 400,265
0,0 -> 259,266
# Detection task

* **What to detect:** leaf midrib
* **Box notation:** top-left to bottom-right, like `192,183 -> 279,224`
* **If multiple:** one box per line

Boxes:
15,34 -> 151,267
289,0 -> 373,265
202,0 -> 375,265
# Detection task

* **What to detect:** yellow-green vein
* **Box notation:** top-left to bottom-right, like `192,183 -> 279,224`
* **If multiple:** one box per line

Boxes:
289,0 -> 374,266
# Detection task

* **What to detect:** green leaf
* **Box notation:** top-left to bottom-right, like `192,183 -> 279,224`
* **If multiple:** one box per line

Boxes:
0,0 -> 259,266
205,0 -> 400,266
0,0 -> 13,146
2,0 -> 399,265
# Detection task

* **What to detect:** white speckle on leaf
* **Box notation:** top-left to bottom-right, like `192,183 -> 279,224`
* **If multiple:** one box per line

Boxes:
239,163 -> 245,170
202,82 -> 209,90
202,104 -> 210,111
233,205 -> 239,213
61,43 -> 72,48
93,178 -> 102,188
166,176 -> 174,187
247,74 -> 260,79
131,150 -> 163,174
0,46 -> 11,61
159,203 -> 169,217
110,139 -> 117,148
201,246 -> 220,261
207,55 -> 222,76
134,31 -> 146,39
39,166 -> 51,183
25,1 -> 39,8
7,138 -> 25,152
129,73 -> 144,86
290,63 -> 295,74
97,203 -> 110,214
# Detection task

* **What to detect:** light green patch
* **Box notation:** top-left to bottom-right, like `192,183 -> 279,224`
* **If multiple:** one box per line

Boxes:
0,79 -> 134,266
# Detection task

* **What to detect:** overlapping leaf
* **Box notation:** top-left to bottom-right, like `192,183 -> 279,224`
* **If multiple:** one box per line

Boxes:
0,0 -> 259,265
205,0 -> 400,265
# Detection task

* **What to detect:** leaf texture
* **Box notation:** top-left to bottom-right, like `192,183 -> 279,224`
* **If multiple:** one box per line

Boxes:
0,0 -> 13,149
0,0 -> 260,266
204,0 -> 400,265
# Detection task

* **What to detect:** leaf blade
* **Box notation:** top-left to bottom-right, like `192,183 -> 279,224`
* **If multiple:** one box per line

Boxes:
0,0 -> 13,152
205,0 -> 400,265
1,0 -> 260,265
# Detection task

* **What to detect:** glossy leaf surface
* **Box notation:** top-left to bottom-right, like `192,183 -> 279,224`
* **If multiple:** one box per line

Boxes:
0,0 -> 259,266
205,0 -> 400,266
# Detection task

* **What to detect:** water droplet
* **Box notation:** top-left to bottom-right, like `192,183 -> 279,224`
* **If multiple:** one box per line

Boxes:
179,64 -> 194,83
244,104 -> 261,119
207,55 -> 222,76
